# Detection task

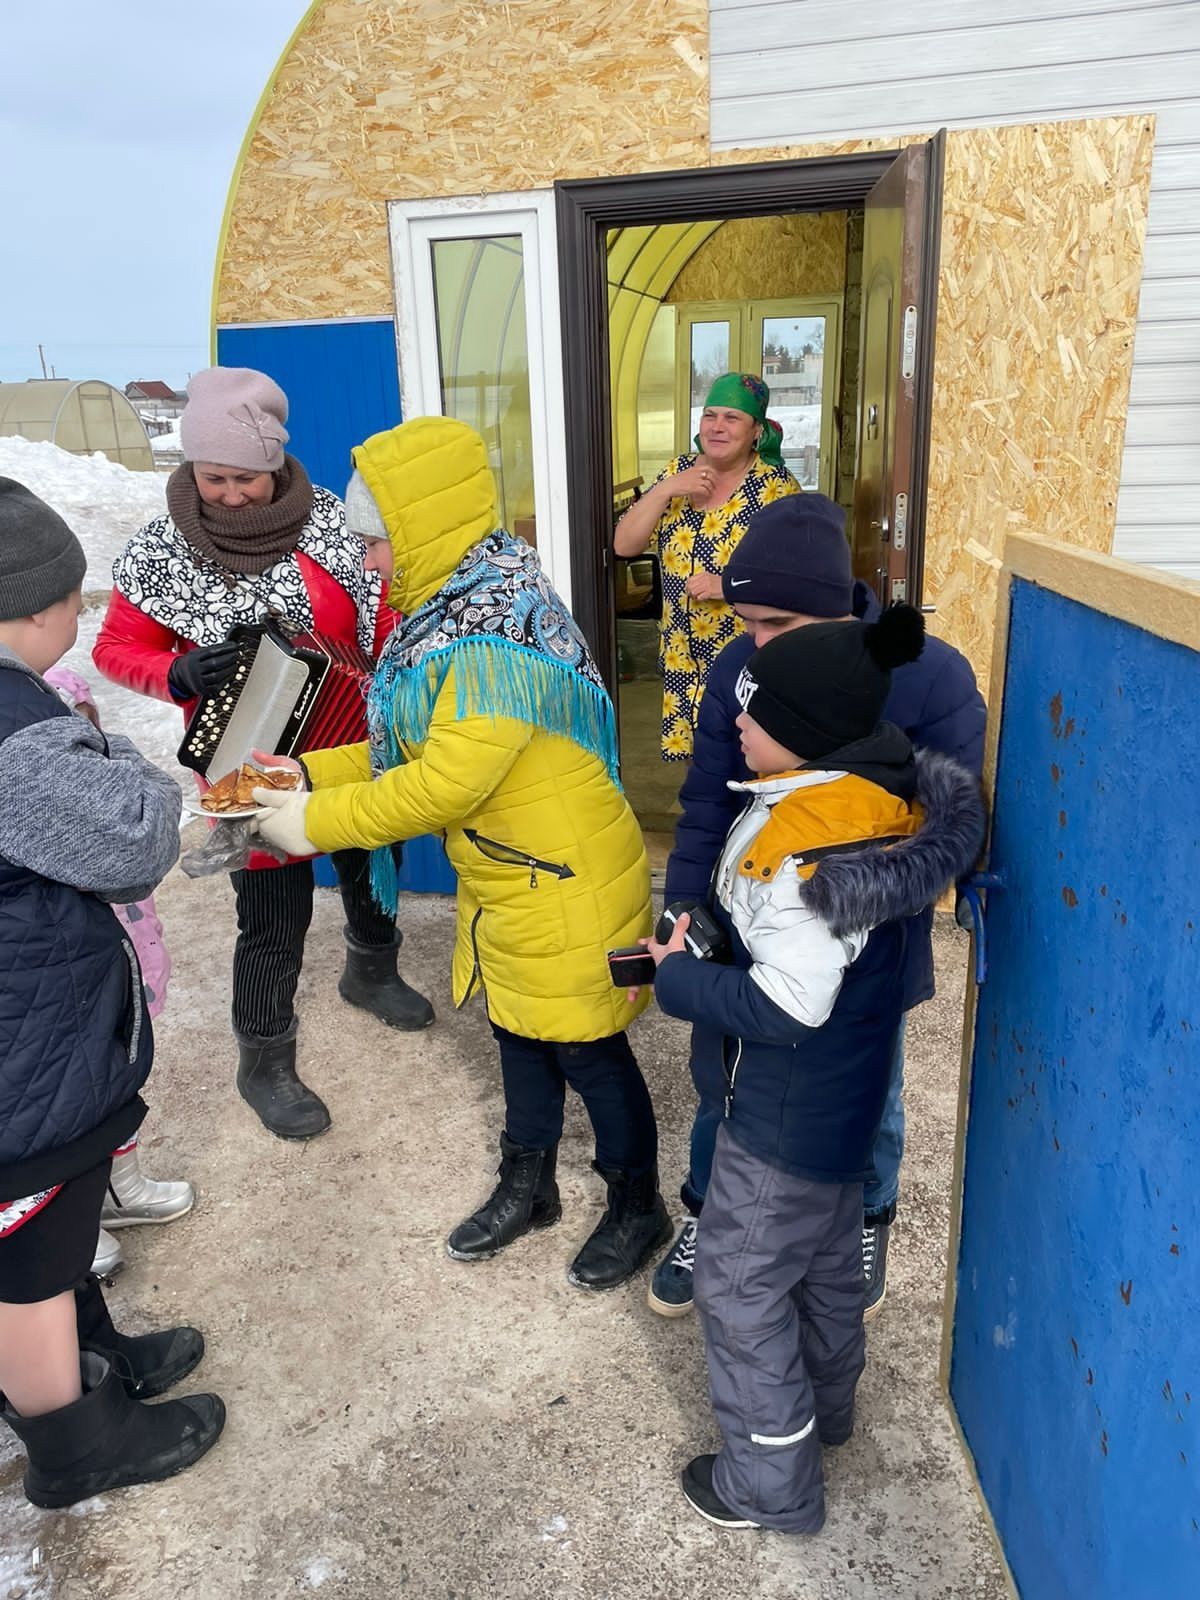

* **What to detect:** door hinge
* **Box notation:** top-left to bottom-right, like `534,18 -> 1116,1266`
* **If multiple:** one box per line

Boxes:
893,492 -> 908,550
901,306 -> 918,380
890,578 -> 907,603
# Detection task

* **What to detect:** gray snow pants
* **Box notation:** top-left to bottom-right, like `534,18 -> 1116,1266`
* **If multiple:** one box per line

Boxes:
694,1124 -> 866,1534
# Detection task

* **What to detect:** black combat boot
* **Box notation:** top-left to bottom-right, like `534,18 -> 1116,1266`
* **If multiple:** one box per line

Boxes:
568,1162 -> 672,1290
235,1021 -> 330,1140
446,1134 -> 561,1261
1,1352 -> 225,1509
338,931 -> 435,1031
75,1274 -> 204,1400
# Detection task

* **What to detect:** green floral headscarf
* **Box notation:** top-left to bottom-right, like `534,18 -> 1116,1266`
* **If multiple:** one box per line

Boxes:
694,371 -> 784,468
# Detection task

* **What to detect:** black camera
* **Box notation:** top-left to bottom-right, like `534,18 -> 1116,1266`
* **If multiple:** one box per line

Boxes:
655,900 -> 730,964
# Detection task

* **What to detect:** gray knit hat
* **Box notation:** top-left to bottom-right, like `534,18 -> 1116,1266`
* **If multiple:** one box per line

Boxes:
180,366 -> 289,472
0,478 -> 87,622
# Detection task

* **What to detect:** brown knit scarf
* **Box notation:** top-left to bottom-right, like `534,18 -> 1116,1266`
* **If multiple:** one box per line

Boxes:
166,455 -> 315,575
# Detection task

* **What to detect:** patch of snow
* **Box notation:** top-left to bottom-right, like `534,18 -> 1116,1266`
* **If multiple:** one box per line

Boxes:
150,425 -> 183,455
0,435 -> 167,593
302,1557 -> 347,1588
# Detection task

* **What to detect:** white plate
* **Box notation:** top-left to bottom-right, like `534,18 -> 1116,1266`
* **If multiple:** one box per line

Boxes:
182,793 -> 263,821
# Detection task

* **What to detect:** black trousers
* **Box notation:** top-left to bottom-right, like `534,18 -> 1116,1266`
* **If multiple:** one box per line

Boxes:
491,1022 -> 658,1174
230,848 -> 396,1039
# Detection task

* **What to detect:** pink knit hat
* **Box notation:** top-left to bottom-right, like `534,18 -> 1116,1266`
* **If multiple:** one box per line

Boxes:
180,366 -> 289,473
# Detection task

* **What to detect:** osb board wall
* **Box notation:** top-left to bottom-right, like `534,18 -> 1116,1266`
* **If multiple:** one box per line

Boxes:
664,212 -> 847,303
218,0 -> 1152,684
715,118 -> 1153,682
217,0 -> 709,324
926,117 -> 1153,680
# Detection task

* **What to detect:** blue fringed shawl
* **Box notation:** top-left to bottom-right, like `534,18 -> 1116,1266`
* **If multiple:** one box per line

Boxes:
365,531 -> 619,909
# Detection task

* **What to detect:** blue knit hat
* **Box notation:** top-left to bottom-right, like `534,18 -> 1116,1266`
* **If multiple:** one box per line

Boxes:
722,493 -> 852,616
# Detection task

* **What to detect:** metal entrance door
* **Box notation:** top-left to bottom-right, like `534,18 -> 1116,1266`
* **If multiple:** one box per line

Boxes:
853,134 -> 945,605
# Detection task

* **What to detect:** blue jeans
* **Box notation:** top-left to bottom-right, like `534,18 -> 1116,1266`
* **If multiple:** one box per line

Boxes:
862,1015 -> 907,1220
682,1016 -> 907,1220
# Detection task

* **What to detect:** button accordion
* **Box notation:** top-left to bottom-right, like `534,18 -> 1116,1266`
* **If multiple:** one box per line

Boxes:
177,616 -> 374,780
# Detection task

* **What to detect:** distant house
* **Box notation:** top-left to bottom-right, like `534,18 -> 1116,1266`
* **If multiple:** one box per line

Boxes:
125,380 -> 182,403
125,381 -> 186,431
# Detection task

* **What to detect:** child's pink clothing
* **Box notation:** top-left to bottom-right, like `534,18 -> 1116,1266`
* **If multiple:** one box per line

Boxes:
42,666 -> 171,1016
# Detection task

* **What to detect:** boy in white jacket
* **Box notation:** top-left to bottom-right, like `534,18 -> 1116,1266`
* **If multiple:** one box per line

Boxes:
648,607 -> 984,1533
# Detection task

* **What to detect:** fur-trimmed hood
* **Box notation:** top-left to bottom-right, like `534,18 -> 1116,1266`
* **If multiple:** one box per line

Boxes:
801,748 -> 986,937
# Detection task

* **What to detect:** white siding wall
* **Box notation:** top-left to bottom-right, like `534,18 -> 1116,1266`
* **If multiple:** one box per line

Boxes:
711,0 -> 1200,578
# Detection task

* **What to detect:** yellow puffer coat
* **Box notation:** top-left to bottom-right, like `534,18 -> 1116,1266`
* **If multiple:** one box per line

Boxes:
303,416 -> 652,1043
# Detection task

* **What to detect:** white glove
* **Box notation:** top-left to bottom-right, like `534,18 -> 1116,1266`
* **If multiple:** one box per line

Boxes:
251,788 -> 318,857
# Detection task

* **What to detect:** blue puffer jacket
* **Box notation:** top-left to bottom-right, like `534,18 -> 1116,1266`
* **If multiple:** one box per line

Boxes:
0,649 -> 181,1197
664,582 -> 986,1008
656,747 -> 986,1182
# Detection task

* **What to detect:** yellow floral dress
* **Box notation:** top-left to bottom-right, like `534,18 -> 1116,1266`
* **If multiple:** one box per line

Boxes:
647,453 -> 800,760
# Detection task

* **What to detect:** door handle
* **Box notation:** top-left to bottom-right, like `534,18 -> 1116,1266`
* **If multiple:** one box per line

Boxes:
955,870 -> 1005,986
870,516 -> 891,540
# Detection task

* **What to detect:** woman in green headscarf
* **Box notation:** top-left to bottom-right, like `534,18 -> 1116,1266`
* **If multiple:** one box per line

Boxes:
614,372 -> 799,760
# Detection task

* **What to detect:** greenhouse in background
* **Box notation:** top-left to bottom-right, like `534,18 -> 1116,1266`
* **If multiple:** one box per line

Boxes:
0,378 -> 153,471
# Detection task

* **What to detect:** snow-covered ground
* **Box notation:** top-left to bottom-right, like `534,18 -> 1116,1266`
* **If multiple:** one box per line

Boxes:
0,436 -> 183,774
0,434 -> 167,594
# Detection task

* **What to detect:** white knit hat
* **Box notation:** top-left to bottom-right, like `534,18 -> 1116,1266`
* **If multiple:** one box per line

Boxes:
343,469 -> 388,539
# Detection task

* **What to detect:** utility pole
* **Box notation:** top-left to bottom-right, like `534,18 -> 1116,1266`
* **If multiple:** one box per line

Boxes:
37,344 -> 48,379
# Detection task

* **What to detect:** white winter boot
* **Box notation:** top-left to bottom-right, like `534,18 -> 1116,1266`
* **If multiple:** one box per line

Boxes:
101,1144 -> 195,1228
91,1227 -> 124,1277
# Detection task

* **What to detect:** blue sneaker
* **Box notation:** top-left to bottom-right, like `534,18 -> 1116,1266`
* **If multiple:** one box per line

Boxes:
862,1216 -> 891,1323
647,1216 -> 698,1316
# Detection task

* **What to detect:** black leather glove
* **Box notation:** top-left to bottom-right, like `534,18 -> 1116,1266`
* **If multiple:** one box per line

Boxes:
167,642 -> 241,701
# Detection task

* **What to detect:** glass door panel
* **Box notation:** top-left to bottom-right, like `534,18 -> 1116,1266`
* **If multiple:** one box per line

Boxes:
389,191 -> 569,604
430,235 -> 535,540
749,297 -> 842,495
674,305 -> 742,455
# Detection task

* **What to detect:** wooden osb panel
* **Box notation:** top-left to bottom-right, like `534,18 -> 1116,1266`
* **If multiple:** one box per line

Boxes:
218,0 -> 709,324
715,120 -> 1152,680
924,116 -> 1154,682
664,212 -> 847,303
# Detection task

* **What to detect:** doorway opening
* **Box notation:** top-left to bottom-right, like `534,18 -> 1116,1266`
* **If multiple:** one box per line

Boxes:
557,145 -> 945,853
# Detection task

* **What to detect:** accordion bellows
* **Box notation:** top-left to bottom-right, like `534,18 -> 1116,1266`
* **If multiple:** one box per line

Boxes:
178,620 -> 373,780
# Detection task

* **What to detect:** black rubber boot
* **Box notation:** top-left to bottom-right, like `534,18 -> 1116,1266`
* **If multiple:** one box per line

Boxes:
1,1352 -> 225,1510
235,1022 -> 330,1140
338,932 -> 435,1031
75,1274 -> 204,1400
568,1163 -> 673,1290
446,1134 -> 562,1261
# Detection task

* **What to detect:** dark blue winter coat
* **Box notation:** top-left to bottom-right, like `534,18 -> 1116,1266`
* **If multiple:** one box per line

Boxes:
655,749 -> 986,1182
0,649 -> 181,1198
664,582 -> 986,1008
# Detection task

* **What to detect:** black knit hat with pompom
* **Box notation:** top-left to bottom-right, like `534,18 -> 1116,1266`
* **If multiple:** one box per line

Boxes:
738,604 -> 925,762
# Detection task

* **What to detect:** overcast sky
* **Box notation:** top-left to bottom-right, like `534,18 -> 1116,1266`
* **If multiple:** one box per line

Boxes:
0,2 -> 309,391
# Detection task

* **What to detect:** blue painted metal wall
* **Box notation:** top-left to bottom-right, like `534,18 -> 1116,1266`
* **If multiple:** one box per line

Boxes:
217,317 -> 400,498
217,317 -> 455,895
951,579 -> 1199,1597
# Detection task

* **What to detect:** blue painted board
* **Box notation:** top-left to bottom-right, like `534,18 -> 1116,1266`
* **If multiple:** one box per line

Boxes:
216,318 -> 456,895
216,318 -> 400,498
951,579 -> 1200,1598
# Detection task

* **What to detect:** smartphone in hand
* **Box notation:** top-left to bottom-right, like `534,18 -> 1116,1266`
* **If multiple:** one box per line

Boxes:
607,946 -> 656,988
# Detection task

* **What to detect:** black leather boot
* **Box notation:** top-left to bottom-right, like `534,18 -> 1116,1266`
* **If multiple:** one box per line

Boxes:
446,1134 -> 562,1261
75,1274 -> 204,1400
235,1022 -> 330,1140
338,931 -> 435,1031
1,1352 -> 225,1510
568,1163 -> 672,1290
